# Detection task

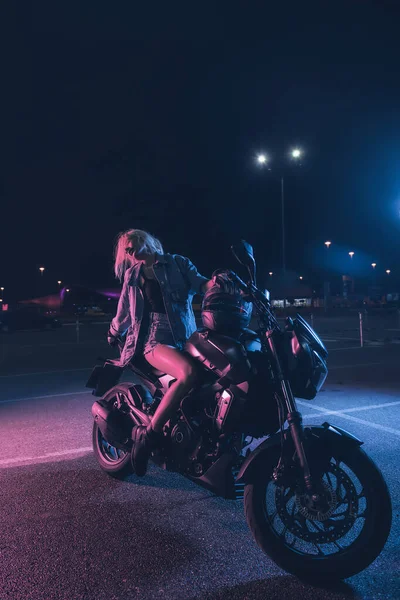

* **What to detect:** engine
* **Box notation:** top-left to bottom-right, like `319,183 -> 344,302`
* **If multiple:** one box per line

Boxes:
170,421 -> 195,451
168,414 -> 220,477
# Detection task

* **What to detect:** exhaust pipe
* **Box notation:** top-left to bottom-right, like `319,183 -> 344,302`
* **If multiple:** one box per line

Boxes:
91,401 -> 133,450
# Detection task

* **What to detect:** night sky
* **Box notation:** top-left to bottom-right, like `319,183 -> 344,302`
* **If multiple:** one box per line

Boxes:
2,1 -> 400,302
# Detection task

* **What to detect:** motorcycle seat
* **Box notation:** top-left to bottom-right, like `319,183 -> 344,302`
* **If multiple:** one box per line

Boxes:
130,354 -> 166,381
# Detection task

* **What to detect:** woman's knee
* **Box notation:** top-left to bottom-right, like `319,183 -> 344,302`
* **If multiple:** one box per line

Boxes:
146,344 -> 198,385
179,359 -> 198,386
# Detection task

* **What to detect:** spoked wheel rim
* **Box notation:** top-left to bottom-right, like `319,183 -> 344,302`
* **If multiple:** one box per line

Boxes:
96,426 -> 129,464
95,388 -> 132,465
265,456 -> 368,558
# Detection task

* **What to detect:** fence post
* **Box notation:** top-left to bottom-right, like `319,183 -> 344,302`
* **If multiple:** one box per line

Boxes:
76,317 -> 80,345
359,312 -> 364,348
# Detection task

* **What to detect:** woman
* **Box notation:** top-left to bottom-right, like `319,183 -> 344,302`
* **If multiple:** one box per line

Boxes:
108,229 -> 217,477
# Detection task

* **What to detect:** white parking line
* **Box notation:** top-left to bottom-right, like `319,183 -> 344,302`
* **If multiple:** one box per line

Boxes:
323,337 -> 360,342
297,400 -> 400,437
0,446 -> 93,467
301,399 -> 400,418
0,367 -> 92,379
329,346 -> 370,351
0,390 -> 91,405
329,361 -> 385,370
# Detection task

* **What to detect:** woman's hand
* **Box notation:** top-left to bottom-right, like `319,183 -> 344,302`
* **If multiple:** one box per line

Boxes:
107,329 -> 120,347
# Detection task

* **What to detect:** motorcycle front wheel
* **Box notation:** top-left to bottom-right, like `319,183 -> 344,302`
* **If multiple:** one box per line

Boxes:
244,441 -> 392,581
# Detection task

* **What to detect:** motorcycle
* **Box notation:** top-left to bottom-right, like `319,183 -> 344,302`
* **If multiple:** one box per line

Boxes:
86,240 -> 392,581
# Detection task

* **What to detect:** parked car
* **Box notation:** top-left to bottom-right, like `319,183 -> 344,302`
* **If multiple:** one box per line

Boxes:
72,305 -> 111,321
0,309 -> 62,333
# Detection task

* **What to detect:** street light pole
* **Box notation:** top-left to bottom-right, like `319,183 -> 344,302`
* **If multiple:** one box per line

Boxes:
281,176 -> 286,313
324,241 -> 332,313
256,148 -> 303,316
281,176 -> 286,275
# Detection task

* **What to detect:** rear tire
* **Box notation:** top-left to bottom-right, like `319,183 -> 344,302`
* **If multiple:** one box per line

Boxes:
92,383 -> 149,479
92,421 -> 134,479
244,443 -> 392,581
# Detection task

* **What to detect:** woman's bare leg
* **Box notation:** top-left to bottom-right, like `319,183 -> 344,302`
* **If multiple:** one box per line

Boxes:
144,344 -> 198,432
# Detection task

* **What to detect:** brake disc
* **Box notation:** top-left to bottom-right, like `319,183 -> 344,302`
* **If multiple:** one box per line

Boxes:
274,462 -> 359,544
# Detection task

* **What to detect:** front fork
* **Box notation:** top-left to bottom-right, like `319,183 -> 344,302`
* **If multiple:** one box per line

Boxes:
266,332 -> 316,496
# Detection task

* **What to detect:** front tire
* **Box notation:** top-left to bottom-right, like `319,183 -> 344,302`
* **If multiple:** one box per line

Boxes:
244,443 -> 392,581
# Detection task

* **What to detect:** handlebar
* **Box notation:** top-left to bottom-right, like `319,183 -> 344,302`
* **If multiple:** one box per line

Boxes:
228,271 -> 281,331
228,271 -> 248,293
229,272 -> 270,306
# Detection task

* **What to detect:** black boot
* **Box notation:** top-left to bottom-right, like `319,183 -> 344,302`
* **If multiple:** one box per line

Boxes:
131,424 -> 162,477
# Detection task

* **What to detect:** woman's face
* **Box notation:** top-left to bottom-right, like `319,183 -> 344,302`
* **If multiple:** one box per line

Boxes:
125,241 -> 150,262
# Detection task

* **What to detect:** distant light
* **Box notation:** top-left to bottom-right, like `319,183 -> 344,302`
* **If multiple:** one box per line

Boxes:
39,267 -> 45,273
371,263 -> 377,269
324,241 -> 331,248
0,299 -> 2,302
0,287 -> 4,291
292,148 -> 302,159
66,288 -> 70,292
57,280 -> 62,285
349,252 -> 355,258
269,272 -> 273,276
257,154 -> 267,164
299,276 -> 303,280
386,269 -> 391,275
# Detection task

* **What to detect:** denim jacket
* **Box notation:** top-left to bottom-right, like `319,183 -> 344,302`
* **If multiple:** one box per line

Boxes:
110,253 -> 209,366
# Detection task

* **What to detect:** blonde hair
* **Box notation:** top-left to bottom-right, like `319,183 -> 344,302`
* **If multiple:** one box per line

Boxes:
113,229 -> 164,281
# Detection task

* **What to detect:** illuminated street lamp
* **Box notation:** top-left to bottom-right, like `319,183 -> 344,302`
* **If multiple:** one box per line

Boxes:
371,263 -> 377,269
269,272 -> 273,276
57,280 -> 62,286
39,267 -> 45,275
256,153 -> 268,165
256,146 -> 303,276
299,276 -> 303,280
0,287 -> 4,299
66,288 -> 70,292
256,146 -> 303,314
386,269 -> 391,275
324,241 -> 331,249
349,251 -> 355,259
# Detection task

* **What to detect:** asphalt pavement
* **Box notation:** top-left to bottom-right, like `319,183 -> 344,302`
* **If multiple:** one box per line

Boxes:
0,323 -> 399,600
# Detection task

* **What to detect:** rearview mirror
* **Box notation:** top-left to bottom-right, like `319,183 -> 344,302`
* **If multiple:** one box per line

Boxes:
231,240 -> 256,285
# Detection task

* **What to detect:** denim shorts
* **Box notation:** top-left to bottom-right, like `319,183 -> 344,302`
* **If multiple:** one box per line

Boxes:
142,312 -> 175,355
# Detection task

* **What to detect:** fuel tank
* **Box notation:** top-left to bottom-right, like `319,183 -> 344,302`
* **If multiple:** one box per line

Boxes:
185,328 -> 251,384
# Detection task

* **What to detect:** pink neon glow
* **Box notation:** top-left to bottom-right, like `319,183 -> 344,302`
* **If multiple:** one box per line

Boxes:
96,289 -> 121,299
19,294 -> 61,309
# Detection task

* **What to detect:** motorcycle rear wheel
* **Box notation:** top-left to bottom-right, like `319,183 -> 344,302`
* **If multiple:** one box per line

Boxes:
244,442 -> 392,581
92,421 -> 133,478
92,384 -> 148,479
